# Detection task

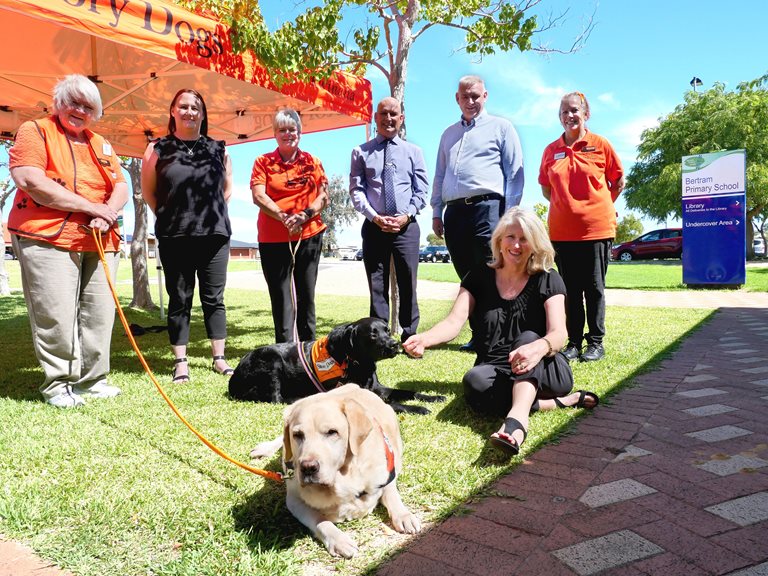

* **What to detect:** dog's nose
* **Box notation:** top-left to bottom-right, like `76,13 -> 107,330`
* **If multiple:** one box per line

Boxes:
300,459 -> 320,478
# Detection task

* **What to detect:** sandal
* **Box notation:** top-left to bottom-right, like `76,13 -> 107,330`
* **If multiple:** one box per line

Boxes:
212,355 -> 234,377
172,357 -> 190,383
554,390 -> 599,410
489,417 -> 527,456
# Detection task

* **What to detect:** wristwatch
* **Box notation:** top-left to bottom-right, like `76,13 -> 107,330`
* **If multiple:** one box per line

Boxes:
302,207 -> 315,219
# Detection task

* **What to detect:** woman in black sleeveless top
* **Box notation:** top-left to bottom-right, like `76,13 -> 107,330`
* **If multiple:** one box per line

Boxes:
141,89 -> 234,383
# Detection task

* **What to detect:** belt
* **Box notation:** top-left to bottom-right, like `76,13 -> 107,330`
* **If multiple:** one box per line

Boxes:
446,193 -> 502,206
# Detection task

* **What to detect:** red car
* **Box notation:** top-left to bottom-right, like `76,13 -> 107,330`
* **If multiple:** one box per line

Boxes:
611,228 -> 682,262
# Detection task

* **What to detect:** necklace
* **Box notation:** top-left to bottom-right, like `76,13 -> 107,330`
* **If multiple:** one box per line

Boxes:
177,135 -> 201,156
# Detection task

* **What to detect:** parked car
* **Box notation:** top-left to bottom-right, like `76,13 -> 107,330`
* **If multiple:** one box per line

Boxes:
355,248 -> 364,261
4,247 -> 16,260
611,228 -> 682,262
338,247 -> 358,260
753,237 -> 765,256
419,245 -> 451,263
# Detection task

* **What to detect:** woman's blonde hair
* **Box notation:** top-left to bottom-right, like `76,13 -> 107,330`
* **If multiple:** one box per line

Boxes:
489,207 -> 555,274
273,108 -> 302,134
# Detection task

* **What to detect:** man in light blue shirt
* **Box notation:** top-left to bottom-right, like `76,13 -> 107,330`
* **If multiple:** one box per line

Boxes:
431,75 -> 524,351
350,97 -> 428,341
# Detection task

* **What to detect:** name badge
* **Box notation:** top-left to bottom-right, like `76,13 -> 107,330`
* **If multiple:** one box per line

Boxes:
582,146 -> 596,152
102,142 -> 112,156
553,152 -> 566,160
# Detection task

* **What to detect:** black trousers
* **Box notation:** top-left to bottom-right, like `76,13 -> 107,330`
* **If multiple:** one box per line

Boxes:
158,235 -> 230,346
260,232 -> 323,343
361,218 -> 420,340
552,239 -> 611,347
462,331 -> 574,417
443,197 -> 503,281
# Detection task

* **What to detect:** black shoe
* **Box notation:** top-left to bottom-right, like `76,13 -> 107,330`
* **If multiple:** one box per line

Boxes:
580,343 -> 605,362
459,339 -> 475,353
561,343 -> 580,362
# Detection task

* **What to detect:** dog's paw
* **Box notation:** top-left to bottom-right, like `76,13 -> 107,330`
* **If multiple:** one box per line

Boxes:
391,510 -> 421,534
249,436 -> 282,460
403,404 -> 431,415
415,393 -> 447,403
325,530 -> 359,558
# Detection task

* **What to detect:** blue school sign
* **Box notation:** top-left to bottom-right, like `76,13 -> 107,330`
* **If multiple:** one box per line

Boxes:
681,150 -> 746,285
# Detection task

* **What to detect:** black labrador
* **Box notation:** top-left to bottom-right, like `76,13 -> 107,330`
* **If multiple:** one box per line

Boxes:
229,317 -> 444,414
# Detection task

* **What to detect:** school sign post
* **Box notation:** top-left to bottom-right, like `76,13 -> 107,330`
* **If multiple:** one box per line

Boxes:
681,150 -> 747,285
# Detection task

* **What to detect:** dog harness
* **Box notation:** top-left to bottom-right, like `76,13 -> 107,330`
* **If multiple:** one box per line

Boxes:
297,337 -> 348,393
355,422 -> 397,498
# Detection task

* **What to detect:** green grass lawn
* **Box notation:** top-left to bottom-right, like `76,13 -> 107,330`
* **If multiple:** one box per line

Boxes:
418,259 -> 768,292
0,275 -> 711,576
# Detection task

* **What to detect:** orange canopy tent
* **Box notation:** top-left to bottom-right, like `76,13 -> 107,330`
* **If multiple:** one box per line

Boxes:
0,0 -> 372,157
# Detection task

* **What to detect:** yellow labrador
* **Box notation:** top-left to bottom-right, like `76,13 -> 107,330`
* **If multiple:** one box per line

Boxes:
251,384 -> 421,558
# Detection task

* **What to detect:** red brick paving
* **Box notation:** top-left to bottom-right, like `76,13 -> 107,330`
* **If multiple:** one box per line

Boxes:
376,308 -> 768,575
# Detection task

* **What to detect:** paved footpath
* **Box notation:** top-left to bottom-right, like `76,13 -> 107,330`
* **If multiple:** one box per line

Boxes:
377,306 -> 768,576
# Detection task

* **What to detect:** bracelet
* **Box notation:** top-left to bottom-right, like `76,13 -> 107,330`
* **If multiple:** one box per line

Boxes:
542,337 -> 554,357
302,207 -> 314,219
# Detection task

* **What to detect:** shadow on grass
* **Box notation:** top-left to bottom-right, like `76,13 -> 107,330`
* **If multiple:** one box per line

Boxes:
230,458 -> 304,553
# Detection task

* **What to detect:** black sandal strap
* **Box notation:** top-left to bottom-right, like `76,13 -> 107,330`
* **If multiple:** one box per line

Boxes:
501,417 -> 527,441
174,357 -> 188,364
212,355 -> 226,361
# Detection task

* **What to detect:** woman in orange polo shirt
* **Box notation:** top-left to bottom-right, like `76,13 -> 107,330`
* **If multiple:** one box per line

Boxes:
539,92 -> 624,363
8,74 -> 128,408
251,109 -> 329,343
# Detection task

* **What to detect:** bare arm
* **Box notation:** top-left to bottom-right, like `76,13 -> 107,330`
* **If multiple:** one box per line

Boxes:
140,142 -> 158,213
11,165 -> 118,224
223,152 -> 234,203
252,183 -> 287,222
541,185 -> 552,202
609,175 -> 625,202
508,294 -> 568,373
403,288 -> 474,357
283,182 -> 329,233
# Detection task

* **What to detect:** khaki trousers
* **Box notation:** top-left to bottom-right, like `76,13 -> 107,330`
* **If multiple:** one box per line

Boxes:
13,236 -> 119,400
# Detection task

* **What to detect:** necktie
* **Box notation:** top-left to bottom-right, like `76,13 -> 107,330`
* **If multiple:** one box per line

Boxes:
382,140 -> 397,215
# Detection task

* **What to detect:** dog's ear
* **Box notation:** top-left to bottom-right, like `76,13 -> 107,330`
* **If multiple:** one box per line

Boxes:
282,405 -> 295,465
342,398 -> 374,456
327,322 -> 356,359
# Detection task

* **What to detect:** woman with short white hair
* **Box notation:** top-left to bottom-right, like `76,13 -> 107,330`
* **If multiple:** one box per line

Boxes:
250,108 -> 329,343
8,74 -> 128,408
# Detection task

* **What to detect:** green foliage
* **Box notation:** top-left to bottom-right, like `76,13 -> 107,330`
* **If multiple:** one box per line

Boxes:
625,76 -> 768,230
426,232 -> 445,246
533,202 -> 548,223
322,174 -> 359,251
175,1 -> 592,98
614,213 -> 644,243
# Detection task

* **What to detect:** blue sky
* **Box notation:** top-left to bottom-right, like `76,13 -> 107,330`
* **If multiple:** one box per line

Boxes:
217,0 -> 768,247
5,0 -> 767,248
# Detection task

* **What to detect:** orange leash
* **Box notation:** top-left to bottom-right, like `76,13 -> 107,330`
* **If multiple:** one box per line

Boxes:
92,227 -> 283,483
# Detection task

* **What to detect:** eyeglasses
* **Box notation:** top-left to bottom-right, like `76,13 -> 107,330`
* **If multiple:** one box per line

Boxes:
68,100 -> 95,114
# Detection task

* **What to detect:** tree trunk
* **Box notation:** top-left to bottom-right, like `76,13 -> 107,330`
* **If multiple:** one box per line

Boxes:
125,158 -> 157,310
386,18 -> 415,337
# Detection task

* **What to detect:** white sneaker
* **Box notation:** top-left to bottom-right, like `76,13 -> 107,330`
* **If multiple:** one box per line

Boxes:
76,382 -> 122,399
46,392 -> 86,408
